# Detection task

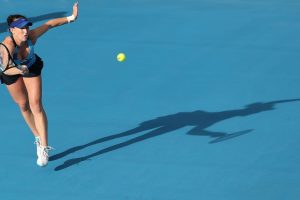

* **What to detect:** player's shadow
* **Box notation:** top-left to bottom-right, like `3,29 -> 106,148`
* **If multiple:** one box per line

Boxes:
0,12 -> 67,33
51,98 -> 300,171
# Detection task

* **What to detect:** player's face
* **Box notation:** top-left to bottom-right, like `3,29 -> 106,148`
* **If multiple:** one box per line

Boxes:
11,26 -> 29,42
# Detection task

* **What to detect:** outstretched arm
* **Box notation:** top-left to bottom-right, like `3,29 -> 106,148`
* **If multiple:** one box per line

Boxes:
29,2 -> 78,44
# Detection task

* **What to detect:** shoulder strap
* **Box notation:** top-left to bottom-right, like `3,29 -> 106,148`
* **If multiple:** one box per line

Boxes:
10,35 -> 17,47
10,35 -> 19,57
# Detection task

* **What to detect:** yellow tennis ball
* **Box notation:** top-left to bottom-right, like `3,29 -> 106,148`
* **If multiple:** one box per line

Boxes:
117,53 -> 126,62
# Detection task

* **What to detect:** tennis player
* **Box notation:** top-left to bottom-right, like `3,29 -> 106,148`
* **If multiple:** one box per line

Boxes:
0,2 -> 79,167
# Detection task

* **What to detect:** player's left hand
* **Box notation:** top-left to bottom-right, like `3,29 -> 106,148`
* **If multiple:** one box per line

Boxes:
72,2 -> 79,20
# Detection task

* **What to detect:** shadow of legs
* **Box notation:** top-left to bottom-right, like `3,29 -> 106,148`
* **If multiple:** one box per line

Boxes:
54,126 -> 176,171
50,126 -> 148,161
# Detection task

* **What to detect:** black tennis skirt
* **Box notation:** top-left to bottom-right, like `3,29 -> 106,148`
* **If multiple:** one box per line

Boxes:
0,54 -> 44,85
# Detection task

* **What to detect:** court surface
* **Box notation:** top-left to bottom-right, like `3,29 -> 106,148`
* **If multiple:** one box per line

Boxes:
1,0 -> 300,199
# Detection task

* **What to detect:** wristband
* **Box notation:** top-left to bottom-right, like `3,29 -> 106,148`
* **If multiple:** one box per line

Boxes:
67,15 -> 76,23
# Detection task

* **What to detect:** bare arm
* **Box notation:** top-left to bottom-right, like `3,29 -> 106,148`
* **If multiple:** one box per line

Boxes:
29,2 -> 78,44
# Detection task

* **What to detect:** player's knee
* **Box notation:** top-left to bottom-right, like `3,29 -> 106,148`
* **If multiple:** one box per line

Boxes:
16,100 -> 30,112
29,99 -> 43,114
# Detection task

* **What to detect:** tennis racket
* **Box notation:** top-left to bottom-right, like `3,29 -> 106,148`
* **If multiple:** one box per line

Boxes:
0,42 -> 28,75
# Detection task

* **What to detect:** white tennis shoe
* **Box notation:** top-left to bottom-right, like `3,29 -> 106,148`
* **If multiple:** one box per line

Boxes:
36,145 -> 54,167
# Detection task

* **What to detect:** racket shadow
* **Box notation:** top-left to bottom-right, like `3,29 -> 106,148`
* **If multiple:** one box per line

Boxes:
52,98 -> 300,171
0,11 -> 67,33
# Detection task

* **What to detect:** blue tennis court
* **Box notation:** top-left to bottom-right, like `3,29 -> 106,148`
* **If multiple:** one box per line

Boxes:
1,0 -> 300,199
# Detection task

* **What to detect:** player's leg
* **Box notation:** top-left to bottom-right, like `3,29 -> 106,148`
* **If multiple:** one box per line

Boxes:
23,75 -> 48,147
6,77 -> 39,137
23,75 -> 52,166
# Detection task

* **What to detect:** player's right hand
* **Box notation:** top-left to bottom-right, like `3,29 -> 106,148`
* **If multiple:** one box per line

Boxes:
18,65 -> 29,75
